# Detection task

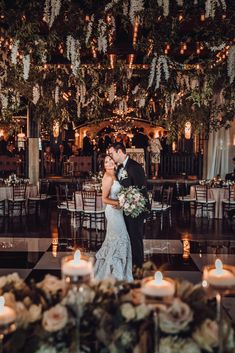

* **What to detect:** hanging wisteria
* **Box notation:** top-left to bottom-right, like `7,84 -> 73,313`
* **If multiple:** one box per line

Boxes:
129,0 -> 144,24
157,0 -> 169,17
43,0 -> 61,28
54,86 -> 59,105
148,54 -> 170,90
227,45 -> 235,84
23,54 -> 30,81
11,40 -> 19,65
205,0 -> 226,19
66,36 -> 81,76
85,15 -> 94,46
97,20 -> 108,54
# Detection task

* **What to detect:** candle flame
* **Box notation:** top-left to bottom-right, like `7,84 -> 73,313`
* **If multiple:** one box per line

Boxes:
0,296 -> 5,312
154,271 -> 163,284
215,259 -> 223,275
74,250 -> 81,264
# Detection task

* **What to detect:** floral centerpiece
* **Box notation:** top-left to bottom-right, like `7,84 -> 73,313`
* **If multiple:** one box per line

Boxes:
4,174 -> 26,186
0,265 -> 235,353
118,186 -> 148,218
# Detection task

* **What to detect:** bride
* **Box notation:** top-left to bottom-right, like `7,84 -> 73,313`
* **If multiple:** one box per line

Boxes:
94,155 -> 133,281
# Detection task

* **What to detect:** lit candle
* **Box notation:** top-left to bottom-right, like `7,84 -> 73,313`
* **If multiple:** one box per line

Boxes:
0,297 -> 16,326
62,250 -> 92,277
205,259 -> 235,287
142,271 -> 175,298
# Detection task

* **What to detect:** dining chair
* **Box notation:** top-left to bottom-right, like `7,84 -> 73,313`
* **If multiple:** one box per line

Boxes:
222,184 -> 235,219
151,187 -> 173,230
195,185 -> 216,219
28,179 -> 51,215
81,190 -> 106,248
8,184 -> 27,217
176,181 -> 196,216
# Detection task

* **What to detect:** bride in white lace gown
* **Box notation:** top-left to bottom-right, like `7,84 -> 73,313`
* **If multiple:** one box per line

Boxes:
94,155 -> 133,281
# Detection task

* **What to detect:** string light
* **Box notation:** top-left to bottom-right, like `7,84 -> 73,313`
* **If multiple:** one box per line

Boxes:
109,53 -> 116,68
133,18 -> 139,47
128,54 -> 134,68
200,13 -> 205,21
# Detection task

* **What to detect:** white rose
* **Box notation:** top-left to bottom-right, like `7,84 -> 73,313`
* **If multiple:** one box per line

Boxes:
160,336 -> 200,353
37,274 -> 65,295
15,301 -> 30,328
3,292 -> 16,308
135,304 -> 150,321
159,298 -> 193,334
42,304 -> 68,332
0,276 -> 7,289
35,345 -> 57,353
120,303 -> 136,321
28,304 -> 42,323
192,319 -> 219,352
7,272 -> 22,284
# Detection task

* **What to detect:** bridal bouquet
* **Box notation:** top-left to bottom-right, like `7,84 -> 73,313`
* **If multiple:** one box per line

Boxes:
118,186 -> 147,218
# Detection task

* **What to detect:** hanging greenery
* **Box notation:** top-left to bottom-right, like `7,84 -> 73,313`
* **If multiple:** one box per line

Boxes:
0,0 -> 234,136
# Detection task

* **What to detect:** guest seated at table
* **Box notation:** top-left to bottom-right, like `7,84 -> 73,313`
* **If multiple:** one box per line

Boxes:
225,157 -> 235,181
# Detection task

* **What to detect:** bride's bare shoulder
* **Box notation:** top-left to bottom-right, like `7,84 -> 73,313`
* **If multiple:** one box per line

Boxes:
102,172 -> 113,183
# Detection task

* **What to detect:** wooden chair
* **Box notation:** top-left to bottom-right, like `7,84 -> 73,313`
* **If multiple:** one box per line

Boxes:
81,190 -> 105,247
195,185 -> 216,219
151,187 -> 173,230
222,185 -> 235,219
8,184 -> 27,217
28,180 -> 51,215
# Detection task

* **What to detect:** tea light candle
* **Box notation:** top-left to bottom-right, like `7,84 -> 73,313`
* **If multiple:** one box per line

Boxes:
142,271 -> 175,298
62,250 -> 92,277
205,259 -> 235,288
0,297 -> 16,326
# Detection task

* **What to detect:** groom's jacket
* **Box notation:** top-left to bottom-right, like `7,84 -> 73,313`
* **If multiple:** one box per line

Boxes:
119,157 -> 151,212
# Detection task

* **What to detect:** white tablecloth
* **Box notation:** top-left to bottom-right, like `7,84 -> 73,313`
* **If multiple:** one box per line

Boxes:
0,185 -> 38,216
190,186 -> 229,219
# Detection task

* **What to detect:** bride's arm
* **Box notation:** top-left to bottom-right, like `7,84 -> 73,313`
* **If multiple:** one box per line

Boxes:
102,175 -> 119,206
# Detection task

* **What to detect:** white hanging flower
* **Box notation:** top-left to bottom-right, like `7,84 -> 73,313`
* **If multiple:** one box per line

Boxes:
43,0 -> 61,28
80,84 -> 86,105
208,42 -> 226,51
77,102 -> 81,118
41,50 -> 47,64
123,0 -> 129,16
108,83 -> 116,104
132,85 -> 139,94
148,52 -> 157,88
227,45 -> 235,84
97,19 -> 107,54
33,84 -> 40,105
129,0 -> 144,24
155,55 -> 169,90
23,54 -> 30,80
11,40 -> 19,65
157,0 -> 169,17
205,0 -> 226,19
85,15 -> 94,46
54,85 -> 59,104
139,96 -> 145,108
176,0 -> 184,6
0,93 -> 8,110
105,0 -> 120,12
66,35 -> 81,76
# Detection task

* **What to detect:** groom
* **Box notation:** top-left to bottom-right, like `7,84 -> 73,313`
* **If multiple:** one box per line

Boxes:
109,142 -> 149,268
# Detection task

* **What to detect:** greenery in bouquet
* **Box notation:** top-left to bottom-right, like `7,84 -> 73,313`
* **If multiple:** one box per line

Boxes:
118,186 -> 148,218
0,267 -> 235,353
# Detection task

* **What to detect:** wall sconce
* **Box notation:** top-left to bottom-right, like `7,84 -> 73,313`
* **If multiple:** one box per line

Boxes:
0,129 -> 4,137
184,121 -> 192,139
17,129 -> 26,149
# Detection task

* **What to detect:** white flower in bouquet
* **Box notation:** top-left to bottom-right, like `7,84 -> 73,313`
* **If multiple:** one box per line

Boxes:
192,319 -> 219,352
120,302 -> 136,321
28,304 -> 42,323
42,304 -> 68,332
118,186 -> 147,218
159,336 -> 200,353
37,274 -> 65,295
159,297 -> 193,334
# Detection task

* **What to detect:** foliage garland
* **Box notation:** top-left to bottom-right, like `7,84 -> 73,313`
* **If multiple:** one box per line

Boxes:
0,0 -> 234,136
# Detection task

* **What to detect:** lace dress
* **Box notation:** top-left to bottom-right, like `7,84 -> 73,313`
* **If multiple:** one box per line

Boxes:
94,180 -> 133,281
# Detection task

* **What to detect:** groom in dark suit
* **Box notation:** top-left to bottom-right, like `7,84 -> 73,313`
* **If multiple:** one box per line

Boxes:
109,142 -> 149,268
